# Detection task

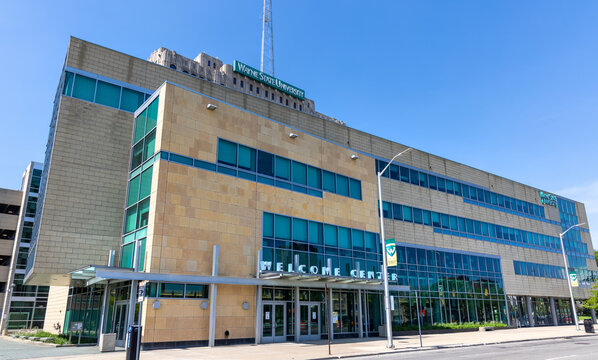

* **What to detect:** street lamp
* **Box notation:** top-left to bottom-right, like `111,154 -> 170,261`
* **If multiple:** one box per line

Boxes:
558,222 -> 585,331
377,147 -> 411,348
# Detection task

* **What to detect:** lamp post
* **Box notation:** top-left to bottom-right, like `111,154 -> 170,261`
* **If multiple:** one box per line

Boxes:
558,222 -> 585,331
377,147 -> 411,348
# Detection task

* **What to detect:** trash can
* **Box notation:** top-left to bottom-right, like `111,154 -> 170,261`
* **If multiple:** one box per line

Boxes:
583,319 -> 595,333
126,325 -> 141,360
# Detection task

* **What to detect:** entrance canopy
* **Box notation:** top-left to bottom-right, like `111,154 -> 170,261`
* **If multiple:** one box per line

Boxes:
70,266 -> 409,291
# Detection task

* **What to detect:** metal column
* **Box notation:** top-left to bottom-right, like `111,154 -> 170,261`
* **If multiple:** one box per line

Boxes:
358,289 -> 363,338
295,286 -> 300,342
550,298 -> 558,326
98,281 -> 111,334
526,297 -> 535,327
208,245 -> 219,347
591,309 -> 597,324
255,285 -> 262,344
328,287 -> 334,340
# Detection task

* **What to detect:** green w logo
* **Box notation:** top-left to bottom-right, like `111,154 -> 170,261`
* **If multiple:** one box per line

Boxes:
386,245 -> 396,257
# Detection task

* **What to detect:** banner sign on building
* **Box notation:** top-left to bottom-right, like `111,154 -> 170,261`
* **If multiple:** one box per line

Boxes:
569,271 -> 579,287
233,60 -> 305,100
385,238 -> 397,267
539,191 -> 557,207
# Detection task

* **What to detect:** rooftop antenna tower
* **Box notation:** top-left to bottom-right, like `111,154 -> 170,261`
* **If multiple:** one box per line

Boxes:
260,0 -> 274,75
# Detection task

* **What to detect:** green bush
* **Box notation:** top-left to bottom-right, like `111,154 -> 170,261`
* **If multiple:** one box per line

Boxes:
14,330 -> 70,344
392,321 -> 507,331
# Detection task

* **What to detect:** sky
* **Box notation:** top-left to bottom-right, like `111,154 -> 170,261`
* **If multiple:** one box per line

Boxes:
1,1 -> 597,248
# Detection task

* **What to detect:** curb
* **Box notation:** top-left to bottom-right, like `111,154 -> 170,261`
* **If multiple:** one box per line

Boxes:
309,334 -> 597,360
1,335 -> 74,347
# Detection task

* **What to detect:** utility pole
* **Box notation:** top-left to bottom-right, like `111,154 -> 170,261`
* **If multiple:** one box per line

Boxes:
260,0 -> 274,75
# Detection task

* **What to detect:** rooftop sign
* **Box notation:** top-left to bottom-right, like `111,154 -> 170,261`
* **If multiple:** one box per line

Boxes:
539,191 -> 557,207
233,60 -> 305,100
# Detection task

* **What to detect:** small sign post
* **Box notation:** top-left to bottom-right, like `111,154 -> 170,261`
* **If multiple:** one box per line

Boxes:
138,281 -> 146,302
69,321 -> 83,345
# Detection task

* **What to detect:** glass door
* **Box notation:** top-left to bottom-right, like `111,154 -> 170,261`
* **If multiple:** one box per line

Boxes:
262,302 -> 286,343
299,303 -> 320,341
113,301 -> 128,347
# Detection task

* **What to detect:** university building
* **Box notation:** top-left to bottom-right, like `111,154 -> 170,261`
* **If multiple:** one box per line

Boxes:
2,37 -> 596,348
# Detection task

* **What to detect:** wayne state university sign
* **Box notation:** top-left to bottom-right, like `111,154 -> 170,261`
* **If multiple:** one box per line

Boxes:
233,60 -> 305,100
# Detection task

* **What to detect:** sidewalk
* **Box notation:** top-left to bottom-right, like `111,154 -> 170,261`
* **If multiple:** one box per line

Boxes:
30,325 -> 597,360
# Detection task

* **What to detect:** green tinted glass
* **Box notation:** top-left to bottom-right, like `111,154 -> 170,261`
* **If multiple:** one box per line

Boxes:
146,97 -> 159,133
131,142 -> 143,170
292,162 -> 307,185
121,88 -> 145,112
134,110 -> 147,144
139,167 -> 153,199
322,171 -> 335,192
336,175 -> 349,196
307,166 -> 322,189
324,224 -> 337,246
95,80 -> 120,108
217,139 -> 237,166
338,227 -> 351,249
263,213 -> 274,238
274,215 -> 291,239
292,218 -> 308,242
275,156 -> 290,180
124,206 -> 138,233
349,179 -> 361,200
308,221 -> 323,245
185,284 -> 208,298
160,283 -> 184,298
143,130 -> 156,162
63,71 -> 74,96
137,198 -> 150,228
238,145 -> 255,171
72,74 -> 96,102
127,175 -> 140,206
121,243 -> 135,268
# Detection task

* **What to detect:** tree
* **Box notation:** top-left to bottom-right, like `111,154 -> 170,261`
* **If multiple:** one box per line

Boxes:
595,250 -> 598,267
583,283 -> 598,310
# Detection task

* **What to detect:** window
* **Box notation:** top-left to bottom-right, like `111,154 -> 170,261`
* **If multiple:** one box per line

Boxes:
279,97 -> 283,103
265,90 -> 268,98
272,93 -> 274,100
143,130 -> 156,162
63,71 -> 74,95
293,102 -> 296,109
257,151 -> 274,176
72,74 -> 96,102
121,88 -> 145,112
185,284 -> 208,298
208,60 -> 211,67
293,218 -> 308,242
286,99 -> 289,106
349,178 -> 361,200
336,175 -> 349,196
240,80 -> 244,88
250,84 -> 253,91
161,283 -> 184,298
308,166 -> 322,189
292,161 -> 307,185
322,171 -> 336,193
217,139 -> 237,166
95,80 -> 120,108
170,64 -> 176,70
275,157 -> 290,180
233,78 -> 237,85
256,87 -> 260,94
324,224 -> 337,246
238,145 -> 256,171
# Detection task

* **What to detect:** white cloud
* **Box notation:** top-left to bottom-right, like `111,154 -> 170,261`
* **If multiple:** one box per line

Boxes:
557,180 -> 598,250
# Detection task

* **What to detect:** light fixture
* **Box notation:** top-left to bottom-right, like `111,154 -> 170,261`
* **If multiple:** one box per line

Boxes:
351,154 -> 359,160
206,103 -> 217,110
289,133 -> 298,139
153,300 -> 161,309
242,302 -> 250,310
201,301 -> 209,310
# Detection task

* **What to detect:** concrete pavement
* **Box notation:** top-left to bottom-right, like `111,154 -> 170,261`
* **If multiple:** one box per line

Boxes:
1,325 -> 596,360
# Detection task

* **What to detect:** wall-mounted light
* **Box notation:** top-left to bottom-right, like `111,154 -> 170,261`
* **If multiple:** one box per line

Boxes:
289,133 -> 298,139
242,302 -> 250,310
153,300 -> 161,309
201,301 -> 209,310
206,104 -> 217,110
351,154 -> 359,160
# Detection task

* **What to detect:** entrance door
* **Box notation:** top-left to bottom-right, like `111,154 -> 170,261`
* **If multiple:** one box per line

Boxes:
262,302 -> 286,343
113,301 -> 129,347
299,303 -> 320,341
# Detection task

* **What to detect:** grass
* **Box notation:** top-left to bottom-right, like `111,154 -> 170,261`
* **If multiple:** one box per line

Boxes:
14,330 -> 70,345
393,321 -> 507,331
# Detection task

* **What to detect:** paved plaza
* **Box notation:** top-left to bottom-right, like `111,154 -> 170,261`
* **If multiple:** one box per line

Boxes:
1,325 -> 596,360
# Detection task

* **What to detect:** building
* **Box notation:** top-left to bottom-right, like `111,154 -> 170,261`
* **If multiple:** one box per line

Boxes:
0,187 -> 22,322
0,162 -> 48,332
14,37 -> 598,347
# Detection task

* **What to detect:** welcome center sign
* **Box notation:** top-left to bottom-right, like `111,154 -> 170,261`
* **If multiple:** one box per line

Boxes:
233,60 -> 305,100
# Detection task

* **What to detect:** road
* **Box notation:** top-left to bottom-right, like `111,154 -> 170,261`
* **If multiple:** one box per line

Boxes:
354,337 -> 598,360
0,337 -> 105,360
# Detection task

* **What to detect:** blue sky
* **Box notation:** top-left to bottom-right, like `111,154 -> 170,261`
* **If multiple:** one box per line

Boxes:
1,1 -> 597,248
